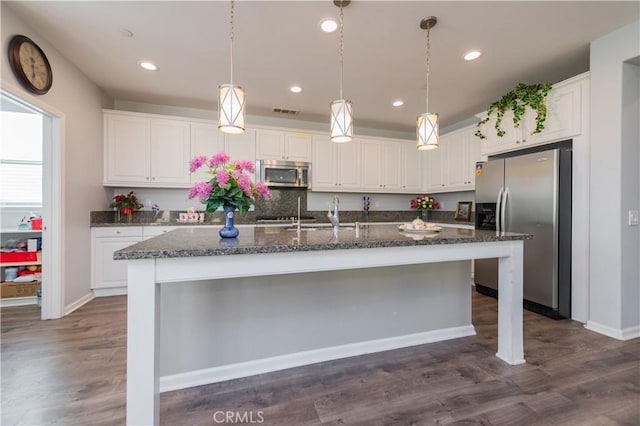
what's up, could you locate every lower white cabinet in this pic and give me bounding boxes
[91,227,143,295]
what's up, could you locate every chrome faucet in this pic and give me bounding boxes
[327,195,340,227]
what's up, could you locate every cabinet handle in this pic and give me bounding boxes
[146,177,150,180]
[152,177,156,180]
[116,231,121,234]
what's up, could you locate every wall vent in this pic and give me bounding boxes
[272,107,299,115]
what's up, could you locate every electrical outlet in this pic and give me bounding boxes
[629,210,639,226]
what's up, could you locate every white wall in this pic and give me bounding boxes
[1,5,113,309]
[587,20,640,339]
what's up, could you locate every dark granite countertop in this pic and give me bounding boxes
[114,224,530,260]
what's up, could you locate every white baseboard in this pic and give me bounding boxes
[64,292,94,315]
[159,324,476,393]
[93,287,127,297]
[1,296,37,307]
[585,321,640,341]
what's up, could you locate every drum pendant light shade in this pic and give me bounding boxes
[330,0,353,143]
[219,0,246,134]
[417,112,439,150]
[416,16,439,150]
[218,84,245,134]
[330,99,353,143]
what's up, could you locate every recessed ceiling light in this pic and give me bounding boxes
[290,85,303,94]
[464,50,482,61]
[139,61,158,71]
[392,100,404,107]
[320,18,338,33]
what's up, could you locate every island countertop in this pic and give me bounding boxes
[114,224,531,260]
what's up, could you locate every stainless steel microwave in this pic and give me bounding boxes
[255,160,311,188]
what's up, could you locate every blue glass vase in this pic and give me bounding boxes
[219,206,239,238]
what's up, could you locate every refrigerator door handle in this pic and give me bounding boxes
[496,187,504,232]
[501,187,509,232]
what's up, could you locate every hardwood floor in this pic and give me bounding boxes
[2,291,638,425]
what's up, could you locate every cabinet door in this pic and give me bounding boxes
[467,133,482,187]
[359,139,382,190]
[401,143,422,192]
[93,237,142,289]
[381,141,402,191]
[446,131,468,189]
[285,133,312,162]
[311,135,338,189]
[337,142,361,189]
[526,81,581,145]
[104,114,150,184]
[150,120,191,185]
[190,123,224,184]
[255,129,285,160]
[479,110,522,156]
[423,146,445,192]
[224,129,256,181]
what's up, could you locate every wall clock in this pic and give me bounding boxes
[8,35,53,95]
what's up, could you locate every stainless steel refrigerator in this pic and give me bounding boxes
[474,143,572,319]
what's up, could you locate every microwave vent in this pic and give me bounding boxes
[273,107,299,115]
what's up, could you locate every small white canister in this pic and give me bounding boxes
[4,267,18,281]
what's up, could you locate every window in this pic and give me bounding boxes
[0,111,43,207]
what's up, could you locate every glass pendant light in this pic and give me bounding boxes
[330,0,353,143]
[219,0,245,134]
[417,16,439,150]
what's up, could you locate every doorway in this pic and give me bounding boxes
[1,89,63,319]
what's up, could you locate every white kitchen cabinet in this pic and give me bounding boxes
[104,112,190,187]
[424,146,446,192]
[311,134,361,191]
[424,125,480,193]
[224,129,256,181]
[478,75,584,156]
[255,129,312,162]
[359,138,405,192]
[190,123,256,184]
[400,143,422,192]
[91,227,143,295]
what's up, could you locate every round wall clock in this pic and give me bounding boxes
[8,35,53,95]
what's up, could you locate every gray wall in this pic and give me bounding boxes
[621,61,640,330]
[589,20,640,334]
[1,5,113,308]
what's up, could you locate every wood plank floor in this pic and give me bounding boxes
[2,291,638,425]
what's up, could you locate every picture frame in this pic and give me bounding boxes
[454,201,473,221]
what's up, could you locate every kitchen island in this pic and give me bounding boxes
[115,224,530,425]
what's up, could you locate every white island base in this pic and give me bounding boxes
[125,239,525,425]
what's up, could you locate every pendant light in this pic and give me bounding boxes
[218,0,245,134]
[330,0,353,143]
[417,16,439,150]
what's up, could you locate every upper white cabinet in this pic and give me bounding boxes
[255,129,312,162]
[424,125,481,193]
[359,138,416,193]
[312,134,361,191]
[478,74,585,156]
[104,112,190,187]
[190,123,256,183]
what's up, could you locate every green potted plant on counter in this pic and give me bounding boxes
[188,152,271,238]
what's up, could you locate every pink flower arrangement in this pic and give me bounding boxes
[188,152,271,213]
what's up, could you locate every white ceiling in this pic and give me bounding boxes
[6,1,639,133]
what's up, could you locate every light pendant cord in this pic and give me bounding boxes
[425,23,430,113]
[339,4,344,100]
[230,0,234,85]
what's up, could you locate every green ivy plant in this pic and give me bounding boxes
[475,82,552,140]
